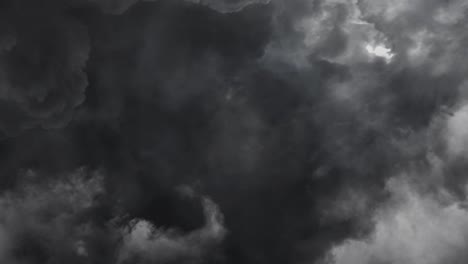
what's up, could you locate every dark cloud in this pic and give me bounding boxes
[0,0,90,136]
[1,0,468,264]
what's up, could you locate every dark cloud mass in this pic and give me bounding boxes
[1,0,468,263]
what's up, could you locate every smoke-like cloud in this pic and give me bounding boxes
[118,194,226,264]
[0,2,89,135]
[0,169,226,264]
[0,169,108,263]
[324,176,468,264]
[1,0,468,264]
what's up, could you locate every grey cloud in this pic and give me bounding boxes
[2,1,468,264]
[0,3,89,136]
[324,177,468,264]
[0,168,227,264]
[357,0,468,75]
[84,0,141,14]
[0,169,109,263]
[184,0,271,13]
[320,102,468,264]
[87,0,271,14]
[0,0,270,137]
[117,191,227,264]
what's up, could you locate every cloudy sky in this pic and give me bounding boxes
[0,0,468,263]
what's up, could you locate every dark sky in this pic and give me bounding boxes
[1,0,468,263]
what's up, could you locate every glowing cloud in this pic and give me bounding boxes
[365,43,395,62]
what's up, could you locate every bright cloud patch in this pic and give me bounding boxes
[365,43,395,61]
[324,177,468,264]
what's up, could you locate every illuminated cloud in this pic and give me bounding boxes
[365,43,395,61]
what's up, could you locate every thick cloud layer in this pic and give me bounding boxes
[117,195,226,264]
[1,0,468,263]
[326,177,468,264]
[0,169,225,264]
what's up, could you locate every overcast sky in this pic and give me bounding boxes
[0,0,468,263]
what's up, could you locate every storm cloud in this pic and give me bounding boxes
[1,0,468,263]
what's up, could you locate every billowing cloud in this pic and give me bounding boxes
[1,0,468,264]
[0,169,107,263]
[118,194,226,264]
[325,176,468,264]
[0,169,227,264]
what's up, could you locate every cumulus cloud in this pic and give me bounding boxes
[321,104,468,264]
[117,194,226,264]
[0,169,226,264]
[0,169,107,263]
[445,103,468,158]
[324,176,468,264]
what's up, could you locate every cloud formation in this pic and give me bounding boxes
[325,176,468,264]
[118,195,226,264]
[1,0,468,264]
